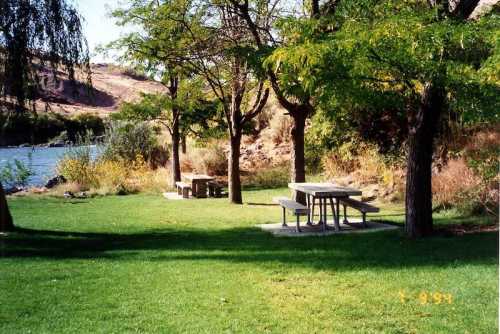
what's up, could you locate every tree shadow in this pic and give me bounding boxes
[1,225,497,273]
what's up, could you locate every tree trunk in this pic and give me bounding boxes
[311,0,320,18]
[228,131,243,204]
[0,182,15,232]
[181,135,187,154]
[171,116,181,186]
[291,112,307,204]
[405,83,444,238]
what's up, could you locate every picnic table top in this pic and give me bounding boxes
[288,182,362,197]
[183,173,215,181]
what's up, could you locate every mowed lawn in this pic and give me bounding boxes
[1,188,498,333]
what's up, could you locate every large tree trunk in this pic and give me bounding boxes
[291,112,307,204]
[405,83,444,238]
[0,182,15,232]
[228,131,243,204]
[171,115,181,186]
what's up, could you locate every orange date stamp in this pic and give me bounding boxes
[399,290,453,305]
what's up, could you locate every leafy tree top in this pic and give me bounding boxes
[267,0,499,124]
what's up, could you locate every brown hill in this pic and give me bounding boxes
[34,64,166,117]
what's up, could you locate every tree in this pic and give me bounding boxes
[110,0,269,203]
[0,0,89,232]
[108,0,197,185]
[150,1,270,203]
[228,0,342,203]
[280,0,499,237]
[115,78,225,163]
[212,4,270,204]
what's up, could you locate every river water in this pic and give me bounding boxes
[0,146,99,187]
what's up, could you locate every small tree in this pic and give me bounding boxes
[114,78,207,185]
[0,0,89,231]
[108,0,199,185]
[145,0,270,203]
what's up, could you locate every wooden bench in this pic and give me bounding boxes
[339,198,379,227]
[207,181,223,198]
[273,197,310,232]
[175,181,191,199]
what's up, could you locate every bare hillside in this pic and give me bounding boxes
[34,64,166,117]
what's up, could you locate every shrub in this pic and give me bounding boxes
[0,157,35,188]
[432,159,483,211]
[322,140,387,183]
[56,141,96,189]
[463,128,499,183]
[103,121,161,163]
[190,141,228,176]
[56,152,169,195]
[245,164,290,189]
[322,139,361,177]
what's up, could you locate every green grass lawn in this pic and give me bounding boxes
[1,188,498,333]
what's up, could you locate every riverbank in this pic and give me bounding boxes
[0,111,105,147]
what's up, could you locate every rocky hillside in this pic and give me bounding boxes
[34,64,167,117]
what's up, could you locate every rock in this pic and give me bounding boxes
[77,192,88,198]
[45,175,67,189]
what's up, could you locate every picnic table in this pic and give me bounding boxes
[289,183,362,232]
[183,174,215,198]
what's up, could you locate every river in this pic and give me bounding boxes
[0,146,99,187]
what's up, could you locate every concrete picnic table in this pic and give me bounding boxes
[289,183,362,232]
[183,174,215,198]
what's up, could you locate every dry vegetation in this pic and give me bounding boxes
[54,154,172,196]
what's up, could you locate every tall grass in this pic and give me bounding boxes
[55,123,171,195]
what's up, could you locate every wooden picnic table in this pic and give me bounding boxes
[183,174,215,198]
[289,183,362,232]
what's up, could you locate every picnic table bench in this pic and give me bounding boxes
[175,181,191,199]
[287,182,380,232]
[207,181,223,198]
[273,197,310,233]
[339,198,379,227]
[183,174,214,198]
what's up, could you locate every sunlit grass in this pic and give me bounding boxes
[1,188,498,333]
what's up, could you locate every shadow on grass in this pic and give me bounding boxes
[1,224,497,272]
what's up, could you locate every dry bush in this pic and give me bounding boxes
[125,167,172,194]
[56,157,96,189]
[322,141,405,201]
[180,156,194,173]
[322,141,384,181]
[432,158,482,210]
[353,147,387,184]
[463,127,499,183]
[55,153,172,195]
[245,163,290,189]
[94,160,129,190]
[189,141,228,176]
